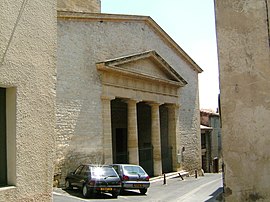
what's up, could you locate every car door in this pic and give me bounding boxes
[77,165,90,188]
[112,165,122,178]
[72,165,84,187]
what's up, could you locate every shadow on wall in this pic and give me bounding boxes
[54,151,104,188]
[54,96,103,187]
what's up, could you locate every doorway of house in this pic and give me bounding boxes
[111,99,128,164]
[115,128,128,163]
[160,105,173,173]
[137,102,154,176]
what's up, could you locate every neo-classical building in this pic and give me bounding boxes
[55,0,203,186]
[215,0,270,201]
[0,1,56,201]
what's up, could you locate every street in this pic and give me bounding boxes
[53,173,223,202]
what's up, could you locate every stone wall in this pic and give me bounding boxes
[57,0,101,13]
[215,0,270,201]
[0,0,56,201]
[56,13,201,184]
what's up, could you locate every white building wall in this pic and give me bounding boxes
[215,0,270,201]
[0,1,56,201]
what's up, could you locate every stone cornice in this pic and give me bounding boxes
[57,11,203,73]
[97,62,182,88]
[96,50,187,86]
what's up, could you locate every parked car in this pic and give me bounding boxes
[111,164,150,194]
[65,164,122,198]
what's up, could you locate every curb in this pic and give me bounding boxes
[150,171,189,182]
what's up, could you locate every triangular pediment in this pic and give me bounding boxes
[59,12,203,73]
[96,50,187,86]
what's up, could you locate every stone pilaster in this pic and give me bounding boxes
[127,99,139,165]
[167,104,180,171]
[150,103,162,176]
[101,96,114,164]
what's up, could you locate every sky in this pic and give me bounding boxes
[101,0,219,111]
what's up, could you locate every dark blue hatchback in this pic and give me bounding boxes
[65,164,122,198]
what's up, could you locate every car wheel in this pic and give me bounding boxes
[111,191,119,198]
[65,180,72,190]
[139,188,147,195]
[82,184,90,198]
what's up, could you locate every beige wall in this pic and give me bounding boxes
[215,0,270,201]
[0,0,56,201]
[57,0,101,13]
[56,12,201,183]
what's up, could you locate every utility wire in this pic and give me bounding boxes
[0,0,29,66]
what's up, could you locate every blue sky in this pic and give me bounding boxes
[101,0,219,110]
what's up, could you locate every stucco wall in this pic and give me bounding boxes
[215,0,270,201]
[57,0,101,13]
[56,13,201,181]
[0,0,56,201]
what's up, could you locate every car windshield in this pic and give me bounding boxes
[123,166,146,175]
[91,166,118,178]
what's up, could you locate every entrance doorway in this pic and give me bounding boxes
[160,105,173,173]
[115,128,128,163]
[137,102,153,176]
[0,88,7,186]
[111,99,128,164]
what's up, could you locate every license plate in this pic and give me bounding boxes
[100,187,112,191]
[133,184,143,188]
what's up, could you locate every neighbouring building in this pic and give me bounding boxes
[200,109,221,173]
[215,0,270,201]
[55,0,203,186]
[0,1,56,201]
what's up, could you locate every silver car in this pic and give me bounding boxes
[111,164,150,194]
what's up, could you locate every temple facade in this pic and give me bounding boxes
[55,0,203,186]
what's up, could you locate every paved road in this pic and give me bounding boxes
[53,173,223,202]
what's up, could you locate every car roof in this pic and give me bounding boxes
[111,164,142,167]
[80,164,112,167]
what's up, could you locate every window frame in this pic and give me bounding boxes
[0,87,16,188]
[0,88,7,187]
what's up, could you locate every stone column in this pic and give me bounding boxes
[167,104,180,171]
[101,96,114,164]
[150,103,162,176]
[127,99,139,165]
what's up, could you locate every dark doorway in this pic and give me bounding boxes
[201,132,211,172]
[160,105,172,173]
[111,99,128,164]
[137,103,153,176]
[201,133,207,172]
[115,128,128,163]
[213,158,219,173]
[0,88,7,187]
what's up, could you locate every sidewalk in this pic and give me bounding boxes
[150,170,189,182]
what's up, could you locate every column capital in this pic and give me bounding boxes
[101,95,115,101]
[148,102,164,107]
[123,98,141,104]
[166,103,180,110]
